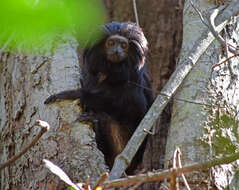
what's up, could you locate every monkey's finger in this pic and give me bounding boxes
[44,95,57,104]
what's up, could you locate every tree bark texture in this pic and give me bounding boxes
[104,1,184,189]
[0,37,107,190]
[165,0,239,189]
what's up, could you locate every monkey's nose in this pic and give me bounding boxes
[116,46,123,54]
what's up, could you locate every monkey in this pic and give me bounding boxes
[44,22,153,173]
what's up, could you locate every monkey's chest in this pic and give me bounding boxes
[105,87,147,124]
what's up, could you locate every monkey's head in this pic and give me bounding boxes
[102,22,148,69]
[83,22,148,72]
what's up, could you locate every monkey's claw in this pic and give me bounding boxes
[44,95,57,104]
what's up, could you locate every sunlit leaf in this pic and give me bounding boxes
[0,0,105,53]
[43,159,81,190]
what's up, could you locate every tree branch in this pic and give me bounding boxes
[190,0,239,54]
[103,152,239,189]
[108,0,239,181]
[0,120,50,170]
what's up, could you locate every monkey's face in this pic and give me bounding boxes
[105,35,129,63]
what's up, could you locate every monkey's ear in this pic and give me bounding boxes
[128,41,146,70]
[130,40,146,57]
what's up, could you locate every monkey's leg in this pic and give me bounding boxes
[44,89,82,104]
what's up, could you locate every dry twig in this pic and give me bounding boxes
[93,172,109,190]
[190,0,239,54]
[175,148,191,190]
[0,120,50,170]
[212,53,239,69]
[102,152,239,189]
[132,0,139,26]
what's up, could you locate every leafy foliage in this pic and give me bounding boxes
[0,0,105,53]
[201,110,239,156]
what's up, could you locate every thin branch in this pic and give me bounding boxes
[161,183,170,190]
[93,172,109,190]
[224,28,234,74]
[0,120,50,170]
[102,152,239,189]
[171,148,179,190]
[189,0,209,28]
[132,0,139,26]
[223,28,239,89]
[176,148,191,190]
[212,53,239,69]
[108,1,239,181]
[190,0,239,54]
[129,81,212,107]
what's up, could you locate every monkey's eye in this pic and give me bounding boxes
[107,39,115,46]
[121,42,128,49]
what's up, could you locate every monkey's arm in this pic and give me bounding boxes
[44,89,82,104]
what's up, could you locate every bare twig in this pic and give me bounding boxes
[0,120,50,170]
[102,152,239,189]
[223,28,239,89]
[161,183,170,190]
[143,128,155,135]
[129,181,143,190]
[190,0,239,54]
[129,80,212,107]
[108,1,239,181]
[189,0,209,27]
[224,28,234,73]
[173,148,178,169]
[171,148,179,190]
[176,148,191,190]
[84,176,91,190]
[93,172,109,190]
[132,0,139,26]
[212,53,239,69]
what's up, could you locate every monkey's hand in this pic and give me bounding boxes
[44,89,83,105]
[44,94,58,104]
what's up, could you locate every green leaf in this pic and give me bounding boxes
[0,0,105,53]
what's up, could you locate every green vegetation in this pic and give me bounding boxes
[201,111,239,156]
[0,0,105,53]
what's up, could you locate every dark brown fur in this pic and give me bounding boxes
[44,22,153,173]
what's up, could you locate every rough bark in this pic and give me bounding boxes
[0,37,107,190]
[165,0,239,189]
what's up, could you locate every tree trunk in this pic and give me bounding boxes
[165,0,239,189]
[0,37,107,190]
